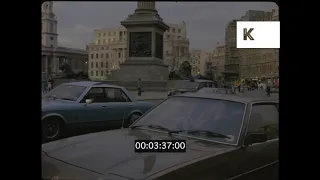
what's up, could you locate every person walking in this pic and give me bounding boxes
[48,75,55,91]
[137,78,143,96]
[266,84,271,97]
[42,76,48,94]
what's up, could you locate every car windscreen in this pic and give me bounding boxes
[133,97,246,145]
[178,82,199,89]
[197,88,218,93]
[44,84,86,101]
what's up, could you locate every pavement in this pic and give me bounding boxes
[130,89,278,101]
[42,89,278,102]
[128,91,168,101]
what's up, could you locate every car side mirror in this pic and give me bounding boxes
[85,99,93,104]
[244,132,267,146]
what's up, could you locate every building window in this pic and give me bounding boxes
[103,33,106,36]
[114,32,116,36]
[96,71,98,76]
[108,32,111,36]
[118,52,121,58]
[96,62,98,68]
[91,54,94,59]
[101,71,104,76]
[96,54,99,58]
[90,71,93,76]
[101,47,104,50]
[106,62,109,68]
[91,62,93,68]
[178,29,181,33]
[50,37,54,41]
[172,28,175,33]
[98,33,101,37]
[103,39,106,44]
[101,62,104,68]
[101,53,104,58]
[98,40,101,44]
[49,23,54,33]
[106,53,109,58]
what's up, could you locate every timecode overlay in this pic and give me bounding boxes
[134,140,187,153]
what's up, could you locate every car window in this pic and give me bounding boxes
[82,87,107,103]
[247,104,279,141]
[105,88,129,102]
[45,84,86,101]
[207,82,212,87]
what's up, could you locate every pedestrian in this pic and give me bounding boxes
[137,78,143,96]
[42,76,48,94]
[266,84,271,97]
[238,83,241,93]
[48,75,55,91]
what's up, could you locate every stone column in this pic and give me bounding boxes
[137,1,155,9]
[123,48,125,62]
[43,56,48,73]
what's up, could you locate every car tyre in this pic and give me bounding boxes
[126,113,142,127]
[42,117,65,142]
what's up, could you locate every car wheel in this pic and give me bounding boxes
[126,113,142,127]
[42,117,65,142]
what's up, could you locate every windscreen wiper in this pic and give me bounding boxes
[45,95,56,100]
[131,124,179,135]
[59,97,74,101]
[171,130,230,139]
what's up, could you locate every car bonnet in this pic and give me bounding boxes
[42,128,236,180]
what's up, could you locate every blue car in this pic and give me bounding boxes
[42,81,155,142]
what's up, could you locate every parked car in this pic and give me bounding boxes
[42,93,278,180]
[167,79,217,96]
[197,87,236,95]
[42,81,155,142]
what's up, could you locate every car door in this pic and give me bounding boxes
[235,103,279,180]
[77,87,112,125]
[104,87,132,127]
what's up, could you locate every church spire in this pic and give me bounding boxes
[41,1,58,48]
[42,1,54,13]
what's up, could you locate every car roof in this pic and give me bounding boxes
[64,81,122,88]
[200,87,230,90]
[179,79,214,83]
[174,93,278,104]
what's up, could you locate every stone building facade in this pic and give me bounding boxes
[190,50,212,76]
[212,45,226,76]
[238,9,279,80]
[164,22,190,71]
[88,22,190,80]
[41,1,88,76]
[224,9,279,81]
[224,20,240,79]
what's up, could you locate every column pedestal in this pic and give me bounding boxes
[106,1,169,81]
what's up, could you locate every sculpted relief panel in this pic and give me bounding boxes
[129,32,152,57]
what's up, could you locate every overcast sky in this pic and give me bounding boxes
[53,1,277,51]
